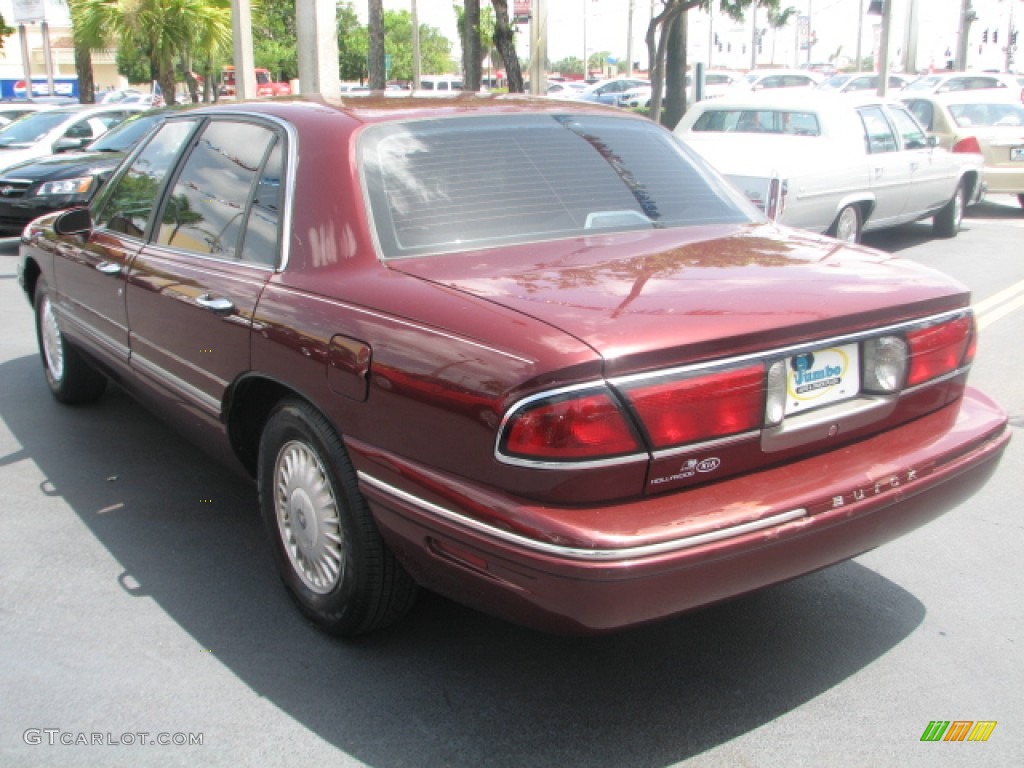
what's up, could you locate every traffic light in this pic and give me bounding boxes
[983,29,989,43]
[993,30,998,43]
[1013,31,1019,46]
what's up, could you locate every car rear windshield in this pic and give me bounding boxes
[947,102,1024,127]
[360,114,751,258]
[0,110,72,145]
[691,109,821,136]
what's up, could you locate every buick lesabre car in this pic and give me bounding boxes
[18,96,1009,635]
[675,93,985,243]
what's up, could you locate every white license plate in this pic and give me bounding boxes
[1011,147,1024,162]
[784,342,860,416]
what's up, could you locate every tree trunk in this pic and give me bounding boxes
[368,0,386,89]
[662,10,687,129]
[159,54,177,106]
[74,41,95,104]
[491,1,524,93]
[463,0,481,91]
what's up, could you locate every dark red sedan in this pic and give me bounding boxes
[18,95,1010,635]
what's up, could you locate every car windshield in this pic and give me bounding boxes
[361,114,752,258]
[691,109,821,136]
[0,110,72,146]
[904,76,942,91]
[947,102,1024,127]
[87,113,165,152]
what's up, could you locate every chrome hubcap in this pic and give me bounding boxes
[836,208,858,243]
[274,440,344,594]
[40,296,64,383]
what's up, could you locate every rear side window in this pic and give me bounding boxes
[888,106,929,149]
[93,119,199,238]
[361,114,751,258]
[691,109,820,136]
[155,120,279,262]
[858,106,898,153]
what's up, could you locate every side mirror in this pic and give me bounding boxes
[54,207,94,236]
[53,137,88,153]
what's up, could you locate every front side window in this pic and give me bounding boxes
[93,119,199,238]
[904,99,935,131]
[155,120,278,260]
[361,114,751,259]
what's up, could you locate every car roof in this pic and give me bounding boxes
[178,93,633,127]
[906,88,1024,105]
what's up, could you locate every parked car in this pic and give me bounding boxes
[576,77,649,106]
[729,69,823,93]
[817,72,914,94]
[902,71,1023,101]
[18,96,1009,636]
[0,104,147,175]
[545,80,587,99]
[0,110,174,236]
[903,91,1024,209]
[675,92,985,243]
[621,71,746,108]
[0,102,56,127]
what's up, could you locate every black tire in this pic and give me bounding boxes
[827,204,862,243]
[257,398,417,635]
[933,180,965,238]
[33,281,107,405]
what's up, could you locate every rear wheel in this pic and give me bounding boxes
[258,398,417,635]
[828,204,862,244]
[34,282,107,404]
[933,180,965,238]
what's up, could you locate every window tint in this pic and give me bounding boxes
[888,106,929,149]
[858,106,898,153]
[94,120,198,238]
[155,120,277,260]
[240,139,284,266]
[361,114,751,258]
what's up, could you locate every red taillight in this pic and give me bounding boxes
[503,391,640,460]
[620,364,765,449]
[905,316,973,387]
[952,136,982,154]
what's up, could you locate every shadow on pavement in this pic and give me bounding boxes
[0,351,927,767]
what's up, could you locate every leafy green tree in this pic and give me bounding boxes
[254,0,298,81]
[647,1,782,127]
[382,11,453,80]
[73,0,232,105]
[338,2,369,82]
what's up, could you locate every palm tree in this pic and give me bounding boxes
[766,5,798,65]
[72,0,231,105]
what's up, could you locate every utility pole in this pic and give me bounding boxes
[530,0,547,95]
[750,2,758,70]
[627,0,634,76]
[412,0,421,89]
[955,0,976,71]
[232,0,257,98]
[877,0,893,96]
[856,0,864,71]
[903,0,920,74]
[1006,1,1017,73]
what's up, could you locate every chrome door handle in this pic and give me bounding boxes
[95,262,122,275]
[196,294,234,313]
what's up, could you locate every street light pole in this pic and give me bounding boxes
[955,0,976,71]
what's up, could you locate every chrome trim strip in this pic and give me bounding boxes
[131,354,221,414]
[607,308,972,388]
[651,429,761,461]
[901,365,971,396]
[359,471,807,562]
[494,308,972,468]
[55,306,130,361]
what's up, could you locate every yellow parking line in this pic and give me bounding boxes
[974,279,1024,330]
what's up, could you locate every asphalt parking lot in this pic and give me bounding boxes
[1,197,1022,767]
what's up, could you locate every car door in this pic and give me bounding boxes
[49,119,199,374]
[886,103,954,215]
[125,118,284,418]
[856,105,912,226]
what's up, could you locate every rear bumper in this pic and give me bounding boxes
[354,389,1009,634]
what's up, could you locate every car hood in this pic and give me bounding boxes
[0,151,125,182]
[387,223,970,375]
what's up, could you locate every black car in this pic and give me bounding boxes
[0,110,170,235]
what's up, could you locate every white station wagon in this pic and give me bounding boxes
[675,93,985,242]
